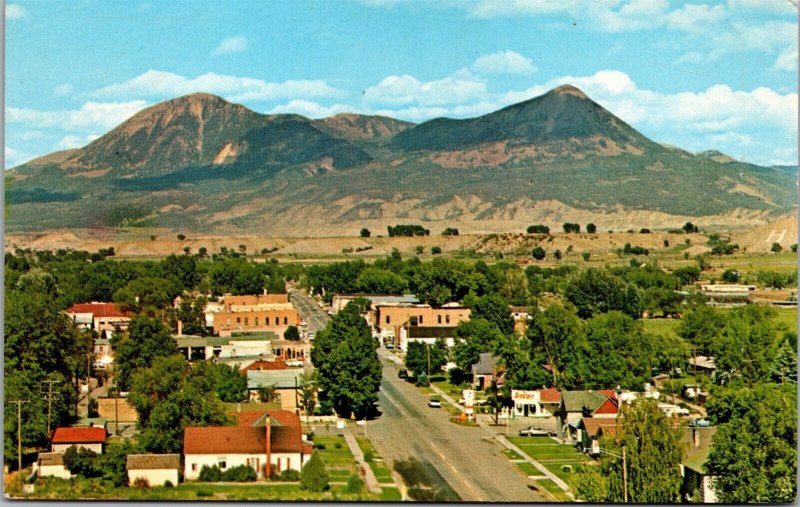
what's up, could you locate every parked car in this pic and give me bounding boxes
[689,418,711,427]
[428,396,442,408]
[385,342,395,349]
[518,427,554,437]
[398,368,409,379]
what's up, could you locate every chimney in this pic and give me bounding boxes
[692,428,699,448]
[177,319,183,336]
[265,414,272,478]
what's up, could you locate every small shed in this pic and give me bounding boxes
[126,454,181,487]
[37,452,72,479]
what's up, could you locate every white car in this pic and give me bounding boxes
[428,397,442,408]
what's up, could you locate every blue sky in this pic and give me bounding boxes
[5,0,798,168]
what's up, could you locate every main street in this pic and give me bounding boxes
[289,288,547,502]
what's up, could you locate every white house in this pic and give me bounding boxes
[50,427,107,454]
[511,388,561,418]
[126,454,181,487]
[183,410,312,481]
[36,452,72,479]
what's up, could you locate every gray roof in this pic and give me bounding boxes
[126,454,181,471]
[408,326,458,338]
[38,452,64,467]
[247,369,304,389]
[339,294,421,304]
[471,353,497,376]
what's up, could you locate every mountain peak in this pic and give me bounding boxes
[551,84,588,99]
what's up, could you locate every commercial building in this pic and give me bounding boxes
[206,294,300,337]
[374,303,470,348]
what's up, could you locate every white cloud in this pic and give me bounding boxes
[55,135,85,150]
[21,131,45,141]
[665,3,727,33]
[472,50,536,75]
[727,0,798,15]
[362,74,488,106]
[91,69,344,102]
[5,147,34,168]
[673,51,705,64]
[212,35,248,55]
[53,83,73,97]
[7,100,150,130]
[774,44,798,71]
[268,100,355,118]
[6,3,26,20]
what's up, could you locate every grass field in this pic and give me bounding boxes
[355,437,395,484]
[11,477,390,501]
[508,436,592,487]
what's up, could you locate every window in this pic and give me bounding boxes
[226,319,230,326]
[437,315,442,324]
[265,317,270,326]
[244,317,249,325]
[386,315,391,324]
[192,463,198,471]
[445,315,450,324]
[284,317,288,325]
[255,317,259,326]
[236,317,241,324]
[218,460,227,469]
[419,315,423,324]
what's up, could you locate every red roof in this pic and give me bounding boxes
[593,397,619,416]
[540,388,561,403]
[51,427,107,444]
[66,303,131,318]
[599,389,617,399]
[241,358,287,373]
[185,410,304,455]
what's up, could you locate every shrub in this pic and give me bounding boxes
[561,464,573,473]
[553,249,562,260]
[431,246,442,255]
[198,464,222,482]
[150,234,156,241]
[284,325,300,341]
[563,223,580,233]
[360,228,371,238]
[415,245,424,254]
[527,224,550,234]
[334,442,343,449]
[531,246,546,260]
[582,252,590,261]
[222,464,257,482]
[300,451,329,492]
[792,244,798,253]
[132,477,150,488]
[722,269,740,283]
[363,450,375,462]
[448,367,465,385]
[771,242,783,253]
[196,490,213,497]
[274,469,300,482]
[586,223,597,234]
[163,480,174,488]
[345,474,365,493]
[442,227,460,236]
[177,233,186,240]
[639,228,651,234]
[314,442,326,450]
[415,372,429,386]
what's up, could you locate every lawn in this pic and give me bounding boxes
[508,436,592,488]
[313,435,359,482]
[13,477,389,501]
[356,437,395,484]
[642,318,680,338]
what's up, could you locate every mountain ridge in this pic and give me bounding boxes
[6,86,796,234]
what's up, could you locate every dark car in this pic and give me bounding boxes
[398,368,409,379]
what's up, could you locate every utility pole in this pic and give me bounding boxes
[41,379,60,435]
[86,353,93,418]
[622,445,628,503]
[693,347,699,407]
[9,400,28,472]
[426,344,430,379]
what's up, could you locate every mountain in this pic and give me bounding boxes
[6,87,796,235]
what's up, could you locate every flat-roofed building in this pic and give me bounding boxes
[374,303,470,348]
[208,294,300,337]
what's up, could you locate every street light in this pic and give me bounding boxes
[597,446,628,503]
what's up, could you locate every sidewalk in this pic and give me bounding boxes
[340,425,382,494]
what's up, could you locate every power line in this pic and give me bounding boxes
[41,379,61,435]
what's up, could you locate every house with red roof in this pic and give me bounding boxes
[183,410,312,481]
[558,390,620,443]
[51,426,107,454]
[66,302,133,338]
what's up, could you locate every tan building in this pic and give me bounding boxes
[374,303,471,347]
[210,294,300,337]
[127,454,181,487]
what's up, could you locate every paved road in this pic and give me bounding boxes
[288,288,329,335]
[370,356,547,502]
[289,289,545,502]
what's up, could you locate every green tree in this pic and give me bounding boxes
[531,246,546,260]
[211,362,248,402]
[405,341,447,378]
[63,445,102,478]
[526,303,585,388]
[721,268,740,283]
[771,242,783,253]
[608,400,684,502]
[706,383,796,502]
[284,325,300,341]
[581,312,656,389]
[299,372,319,421]
[176,295,208,336]
[300,451,329,492]
[586,223,597,234]
[360,228,371,238]
[355,267,408,294]
[471,293,515,335]
[526,224,550,234]
[452,318,504,372]
[564,268,642,319]
[111,316,178,390]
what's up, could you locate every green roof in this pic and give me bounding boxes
[561,391,608,413]
[681,426,717,474]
